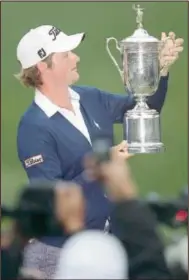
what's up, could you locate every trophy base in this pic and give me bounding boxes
[124,106,165,154]
[127,143,165,154]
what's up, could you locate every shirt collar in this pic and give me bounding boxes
[34,87,80,118]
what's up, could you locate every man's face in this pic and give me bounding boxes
[50,51,80,85]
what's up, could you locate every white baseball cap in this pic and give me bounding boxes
[54,230,128,279]
[17,25,85,69]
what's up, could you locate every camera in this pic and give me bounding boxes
[92,137,112,163]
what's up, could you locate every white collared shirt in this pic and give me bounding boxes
[34,88,92,145]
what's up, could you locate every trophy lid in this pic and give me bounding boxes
[122,4,159,43]
[123,28,159,43]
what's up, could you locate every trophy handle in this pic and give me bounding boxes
[106,37,124,80]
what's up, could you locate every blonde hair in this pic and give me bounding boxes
[15,53,54,88]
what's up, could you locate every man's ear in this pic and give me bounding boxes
[36,61,49,73]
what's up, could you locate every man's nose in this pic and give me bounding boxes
[71,52,80,63]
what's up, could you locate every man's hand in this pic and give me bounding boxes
[84,140,133,182]
[84,149,137,202]
[111,140,133,160]
[160,32,184,76]
[99,155,137,202]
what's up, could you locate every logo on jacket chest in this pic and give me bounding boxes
[93,120,101,129]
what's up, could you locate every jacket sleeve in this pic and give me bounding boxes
[17,122,95,186]
[17,123,62,181]
[98,75,169,123]
[111,200,171,279]
[17,122,93,188]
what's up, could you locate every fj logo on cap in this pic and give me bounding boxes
[37,48,47,59]
[24,154,44,168]
[48,26,61,41]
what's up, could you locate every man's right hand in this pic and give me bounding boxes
[111,140,133,160]
[99,154,137,202]
[84,146,137,202]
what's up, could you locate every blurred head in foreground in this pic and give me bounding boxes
[54,230,128,279]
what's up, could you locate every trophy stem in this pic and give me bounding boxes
[134,96,149,111]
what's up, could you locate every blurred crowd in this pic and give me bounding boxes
[1,150,188,280]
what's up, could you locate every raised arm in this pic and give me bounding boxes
[98,75,169,123]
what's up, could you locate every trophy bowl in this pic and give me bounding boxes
[121,40,161,98]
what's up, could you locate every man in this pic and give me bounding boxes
[16,25,183,277]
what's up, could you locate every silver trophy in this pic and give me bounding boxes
[106,4,165,154]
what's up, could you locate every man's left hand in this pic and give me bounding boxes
[160,32,184,76]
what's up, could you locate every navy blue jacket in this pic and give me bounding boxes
[17,76,168,246]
